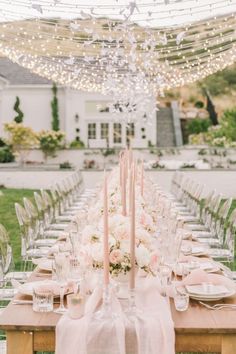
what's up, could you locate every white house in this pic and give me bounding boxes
[0,58,162,148]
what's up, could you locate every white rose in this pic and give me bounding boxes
[136,228,150,244]
[82,225,102,244]
[109,235,116,248]
[119,240,130,253]
[136,244,151,268]
[90,243,103,263]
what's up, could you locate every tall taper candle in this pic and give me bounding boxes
[129,166,132,215]
[141,160,144,197]
[119,151,123,188]
[103,172,109,286]
[122,158,127,216]
[130,165,135,290]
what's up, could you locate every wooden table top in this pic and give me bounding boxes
[1,271,236,334]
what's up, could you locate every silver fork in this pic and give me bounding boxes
[199,301,236,310]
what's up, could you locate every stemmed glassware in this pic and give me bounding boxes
[69,255,84,294]
[54,253,70,314]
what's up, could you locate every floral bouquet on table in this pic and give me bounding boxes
[81,212,159,278]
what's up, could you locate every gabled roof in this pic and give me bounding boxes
[0,57,52,85]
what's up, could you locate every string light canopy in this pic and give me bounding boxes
[0,0,236,122]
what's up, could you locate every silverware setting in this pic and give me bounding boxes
[12,299,60,305]
[199,301,236,310]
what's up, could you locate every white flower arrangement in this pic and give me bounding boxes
[80,169,159,277]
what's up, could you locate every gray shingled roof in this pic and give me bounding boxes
[0,57,51,85]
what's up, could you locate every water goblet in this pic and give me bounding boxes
[54,253,70,314]
[159,264,172,297]
[68,255,84,294]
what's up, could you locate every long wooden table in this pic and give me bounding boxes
[0,277,236,354]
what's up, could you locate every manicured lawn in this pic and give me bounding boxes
[0,188,37,269]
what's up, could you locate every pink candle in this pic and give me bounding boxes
[119,151,123,187]
[130,166,135,290]
[129,166,132,215]
[122,161,127,216]
[141,160,144,197]
[103,172,109,286]
[128,146,133,168]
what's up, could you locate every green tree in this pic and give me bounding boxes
[51,83,59,131]
[220,109,236,141]
[199,64,236,96]
[13,96,24,123]
[4,122,38,164]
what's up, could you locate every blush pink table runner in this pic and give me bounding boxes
[56,277,175,354]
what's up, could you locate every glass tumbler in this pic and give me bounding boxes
[174,292,189,312]
[33,286,53,313]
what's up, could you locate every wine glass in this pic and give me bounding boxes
[68,256,84,294]
[159,264,172,297]
[54,253,70,314]
[69,220,81,255]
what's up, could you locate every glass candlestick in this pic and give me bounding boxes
[125,288,142,319]
[93,285,117,321]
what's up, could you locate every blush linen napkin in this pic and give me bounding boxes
[164,268,236,298]
[56,277,175,354]
[181,268,236,290]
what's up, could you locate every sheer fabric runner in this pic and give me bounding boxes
[56,277,175,354]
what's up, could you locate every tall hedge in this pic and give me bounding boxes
[51,83,59,131]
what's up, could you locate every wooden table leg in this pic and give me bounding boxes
[222,335,236,354]
[7,331,33,354]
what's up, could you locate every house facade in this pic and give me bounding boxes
[0,58,159,148]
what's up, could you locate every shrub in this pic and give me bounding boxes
[14,96,24,123]
[69,139,85,149]
[220,109,236,141]
[59,161,72,169]
[101,148,115,157]
[38,130,65,161]
[194,100,204,109]
[5,122,38,149]
[187,118,211,137]
[0,137,6,147]
[0,147,15,163]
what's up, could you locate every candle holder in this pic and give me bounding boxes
[125,288,142,319]
[93,285,117,321]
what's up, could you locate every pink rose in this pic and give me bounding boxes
[150,253,158,265]
[109,249,123,264]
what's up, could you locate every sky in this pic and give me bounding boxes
[0,0,236,27]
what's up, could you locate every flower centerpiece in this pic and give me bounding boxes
[80,168,159,279]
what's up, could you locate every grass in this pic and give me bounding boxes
[0,188,37,269]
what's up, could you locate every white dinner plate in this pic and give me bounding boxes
[191,247,209,257]
[18,280,57,296]
[198,262,219,273]
[186,284,235,301]
[18,280,71,297]
[37,259,53,272]
[188,289,235,301]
